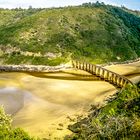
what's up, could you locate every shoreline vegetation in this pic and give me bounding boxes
[0,106,37,140]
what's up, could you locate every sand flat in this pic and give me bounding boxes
[0,61,139,139]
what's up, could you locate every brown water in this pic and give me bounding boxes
[0,61,139,139]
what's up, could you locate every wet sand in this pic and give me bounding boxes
[0,61,139,139]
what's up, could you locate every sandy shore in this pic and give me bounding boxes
[0,61,139,139]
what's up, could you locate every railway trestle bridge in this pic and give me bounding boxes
[72,61,133,87]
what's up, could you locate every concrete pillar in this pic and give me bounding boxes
[89,64,91,72]
[95,67,98,76]
[117,77,122,87]
[88,64,91,72]
[113,75,116,84]
[99,69,103,78]
[110,73,114,83]
[89,64,92,73]
[79,62,81,69]
[87,63,89,72]
[92,65,96,74]
[119,77,123,87]
[105,71,109,81]
[85,62,87,71]
[102,69,105,79]
[98,68,101,76]
[112,74,115,83]
[83,62,85,70]
[78,61,80,69]
[121,79,125,87]
[77,61,79,69]
[81,62,84,70]
[109,72,112,82]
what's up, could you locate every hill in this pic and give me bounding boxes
[0,3,140,65]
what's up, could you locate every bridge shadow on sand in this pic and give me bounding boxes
[27,71,102,81]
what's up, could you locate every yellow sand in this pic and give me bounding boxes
[0,61,139,139]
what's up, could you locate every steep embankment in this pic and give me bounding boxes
[0,4,140,65]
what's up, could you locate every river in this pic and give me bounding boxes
[0,61,139,139]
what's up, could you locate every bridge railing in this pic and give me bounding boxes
[72,60,133,87]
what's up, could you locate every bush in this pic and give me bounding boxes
[0,106,37,140]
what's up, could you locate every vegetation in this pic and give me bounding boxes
[0,106,37,140]
[0,2,140,65]
[66,84,140,140]
[0,2,140,139]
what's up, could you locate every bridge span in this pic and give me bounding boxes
[72,61,134,87]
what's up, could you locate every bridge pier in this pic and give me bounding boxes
[92,65,96,74]
[85,63,87,71]
[111,73,115,83]
[104,71,109,81]
[87,63,90,72]
[83,62,85,71]
[118,77,123,87]
[90,64,93,74]
[100,69,104,79]
[114,74,117,84]
[96,67,100,77]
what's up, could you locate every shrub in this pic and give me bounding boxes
[0,106,37,140]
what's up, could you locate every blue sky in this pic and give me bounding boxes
[0,0,139,10]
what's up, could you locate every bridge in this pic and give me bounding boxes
[72,60,133,87]
[0,61,134,87]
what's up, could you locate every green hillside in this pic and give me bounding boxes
[0,3,140,65]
